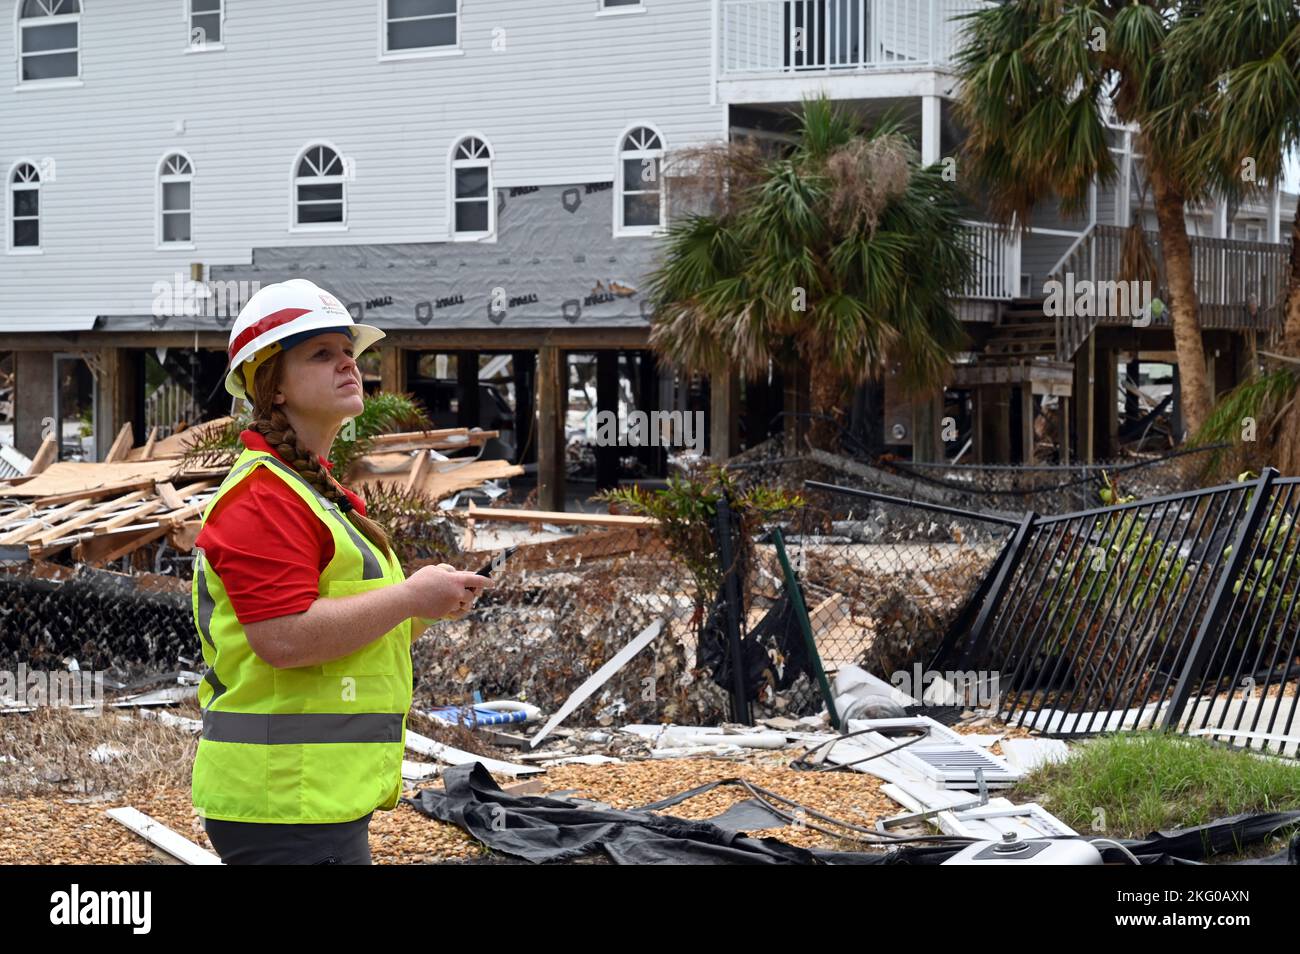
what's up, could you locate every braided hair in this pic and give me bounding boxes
[247,349,394,559]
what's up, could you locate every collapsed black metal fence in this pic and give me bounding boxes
[885,443,1228,514]
[763,470,1300,757]
[706,479,1017,720]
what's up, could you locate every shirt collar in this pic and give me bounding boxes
[239,428,334,471]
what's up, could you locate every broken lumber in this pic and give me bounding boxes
[404,730,542,778]
[529,618,665,749]
[105,806,222,865]
[460,501,657,528]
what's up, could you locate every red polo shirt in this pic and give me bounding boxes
[194,430,368,625]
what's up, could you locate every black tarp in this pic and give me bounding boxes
[405,763,902,864]
[407,764,1300,866]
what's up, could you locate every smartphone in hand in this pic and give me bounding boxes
[475,545,517,577]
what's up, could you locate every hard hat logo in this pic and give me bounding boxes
[223,279,385,401]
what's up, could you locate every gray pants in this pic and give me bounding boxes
[204,812,374,865]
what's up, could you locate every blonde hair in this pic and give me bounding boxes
[247,350,393,559]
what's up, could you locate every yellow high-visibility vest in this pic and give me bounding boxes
[190,447,412,824]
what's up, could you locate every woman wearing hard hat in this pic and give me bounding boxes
[190,278,492,864]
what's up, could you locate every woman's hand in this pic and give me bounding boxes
[402,563,493,623]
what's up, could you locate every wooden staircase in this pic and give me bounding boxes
[981,297,1056,358]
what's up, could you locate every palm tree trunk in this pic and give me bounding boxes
[782,359,810,454]
[1150,168,1212,438]
[1280,213,1300,356]
[1271,214,1300,475]
[809,371,846,451]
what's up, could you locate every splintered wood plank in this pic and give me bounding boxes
[104,807,222,865]
[29,490,152,545]
[86,480,214,536]
[126,417,232,461]
[405,449,431,490]
[156,481,184,511]
[104,423,134,463]
[141,426,159,460]
[0,496,98,545]
[27,435,56,475]
[458,501,656,527]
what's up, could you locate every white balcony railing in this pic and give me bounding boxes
[720,0,988,76]
[961,220,1021,302]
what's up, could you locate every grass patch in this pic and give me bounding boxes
[1012,732,1300,841]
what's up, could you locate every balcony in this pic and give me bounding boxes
[718,0,990,101]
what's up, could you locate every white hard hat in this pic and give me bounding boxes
[224,279,385,400]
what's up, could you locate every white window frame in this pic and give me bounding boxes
[15,0,83,90]
[614,124,666,238]
[290,142,349,233]
[157,152,195,250]
[377,0,464,62]
[596,0,646,16]
[185,0,225,53]
[7,160,43,254]
[448,134,496,243]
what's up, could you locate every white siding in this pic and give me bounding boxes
[0,0,724,327]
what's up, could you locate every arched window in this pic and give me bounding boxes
[616,126,664,235]
[9,163,41,250]
[159,153,194,245]
[294,144,346,228]
[451,136,493,239]
[18,0,81,83]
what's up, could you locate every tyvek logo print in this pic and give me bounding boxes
[562,300,581,323]
[561,188,581,213]
[487,296,506,325]
[415,302,433,325]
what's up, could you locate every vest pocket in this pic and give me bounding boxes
[321,578,401,676]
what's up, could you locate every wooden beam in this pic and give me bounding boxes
[462,501,656,527]
[31,478,160,508]
[424,525,655,573]
[1074,334,1096,463]
[1019,385,1035,465]
[27,434,56,475]
[406,449,430,490]
[709,367,739,462]
[104,422,135,463]
[156,481,184,511]
[537,345,565,513]
[379,346,406,394]
[141,426,159,460]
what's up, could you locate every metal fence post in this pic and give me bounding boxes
[956,510,1039,664]
[772,526,839,728]
[716,495,752,724]
[1161,467,1279,732]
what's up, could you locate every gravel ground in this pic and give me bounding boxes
[0,705,1039,864]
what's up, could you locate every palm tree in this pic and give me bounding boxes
[1157,0,1300,474]
[953,0,1216,437]
[647,96,972,454]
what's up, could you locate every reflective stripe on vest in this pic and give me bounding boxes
[202,710,404,745]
